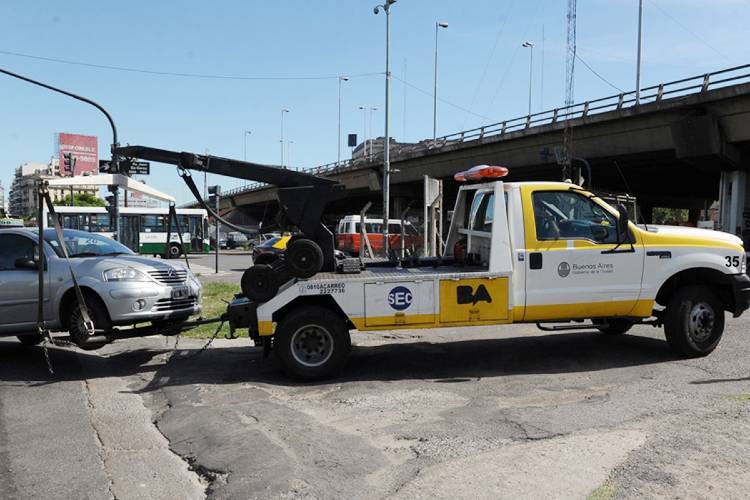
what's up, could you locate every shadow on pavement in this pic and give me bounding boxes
[0,330,677,391]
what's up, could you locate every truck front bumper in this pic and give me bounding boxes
[730,273,750,317]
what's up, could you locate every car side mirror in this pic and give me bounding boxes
[14,257,38,270]
[616,203,631,243]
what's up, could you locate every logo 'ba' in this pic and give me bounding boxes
[456,285,492,305]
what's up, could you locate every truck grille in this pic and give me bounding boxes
[148,268,187,284]
[152,297,196,312]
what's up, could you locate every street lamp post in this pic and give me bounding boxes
[522,41,534,117]
[287,140,294,169]
[433,21,448,140]
[368,107,378,159]
[374,0,396,256]
[280,108,289,167]
[243,130,252,161]
[358,106,368,157]
[636,0,644,104]
[338,76,349,165]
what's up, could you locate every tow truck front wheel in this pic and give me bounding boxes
[664,286,724,358]
[274,307,351,380]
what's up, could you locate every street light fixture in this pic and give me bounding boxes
[522,41,534,117]
[433,21,449,140]
[338,76,349,165]
[374,0,396,256]
[280,108,289,167]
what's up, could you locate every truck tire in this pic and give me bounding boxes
[253,253,278,266]
[68,295,110,351]
[274,306,351,380]
[241,264,279,302]
[593,318,633,335]
[664,285,724,358]
[285,238,324,279]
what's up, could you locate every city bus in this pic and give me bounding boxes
[43,206,210,257]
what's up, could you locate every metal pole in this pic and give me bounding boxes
[383,4,392,256]
[433,22,448,140]
[280,109,288,167]
[337,77,348,164]
[636,0,643,105]
[433,23,439,140]
[541,24,545,111]
[215,191,220,274]
[244,130,251,161]
[523,42,534,116]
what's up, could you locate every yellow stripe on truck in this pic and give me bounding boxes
[523,299,654,321]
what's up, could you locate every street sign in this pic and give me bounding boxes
[348,134,357,147]
[127,161,150,175]
[99,159,113,173]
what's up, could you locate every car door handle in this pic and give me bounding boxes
[529,252,543,270]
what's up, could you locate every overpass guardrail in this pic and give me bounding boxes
[221,63,750,200]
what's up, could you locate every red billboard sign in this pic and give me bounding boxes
[58,133,98,177]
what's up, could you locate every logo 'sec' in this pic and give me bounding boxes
[388,286,413,311]
[558,261,571,278]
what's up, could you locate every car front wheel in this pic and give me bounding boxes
[68,295,111,351]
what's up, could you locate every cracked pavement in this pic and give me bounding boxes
[2,317,750,499]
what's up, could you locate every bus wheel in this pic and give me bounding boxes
[168,243,182,259]
[241,264,279,302]
[274,306,350,380]
[285,238,324,279]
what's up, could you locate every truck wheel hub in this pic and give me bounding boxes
[291,325,333,367]
[688,302,715,342]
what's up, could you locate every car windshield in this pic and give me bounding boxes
[44,229,135,258]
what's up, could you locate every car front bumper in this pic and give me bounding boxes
[730,273,750,317]
[102,279,202,325]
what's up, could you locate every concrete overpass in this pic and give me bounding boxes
[213,64,750,241]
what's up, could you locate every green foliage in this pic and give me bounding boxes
[182,281,241,338]
[653,207,688,225]
[60,192,106,207]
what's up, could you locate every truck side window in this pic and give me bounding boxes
[532,191,617,243]
[471,193,495,232]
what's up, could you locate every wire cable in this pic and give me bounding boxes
[575,54,624,93]
[392,75,493,122]
[646,0,731,62]
[0,48,383,81]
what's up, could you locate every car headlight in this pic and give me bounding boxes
[103,267,150,282]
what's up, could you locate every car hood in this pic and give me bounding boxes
[68,255,189,276]
[638,224,744,249]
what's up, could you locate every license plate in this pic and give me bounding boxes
[171,286,189,300]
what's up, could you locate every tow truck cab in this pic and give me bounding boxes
[233,168,750,379]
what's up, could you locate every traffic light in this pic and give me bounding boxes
[62,153,76,174]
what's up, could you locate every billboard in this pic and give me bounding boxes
[58,133,98,177]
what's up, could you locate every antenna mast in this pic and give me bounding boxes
[562,0,577,182]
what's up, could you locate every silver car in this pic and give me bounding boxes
[0,228,202,347]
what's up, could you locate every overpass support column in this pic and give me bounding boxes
[719,170,749,247]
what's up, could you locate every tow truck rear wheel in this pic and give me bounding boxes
[664,285,724,358]
[274,306,351,380]
[285,238,324,279]
[593,318,633,335]
[241,264,279,302]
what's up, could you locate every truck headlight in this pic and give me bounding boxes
[103,267,150,282]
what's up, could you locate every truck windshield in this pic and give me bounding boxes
[44,229,135,258]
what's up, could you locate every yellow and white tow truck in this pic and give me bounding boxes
[227,165,750,379]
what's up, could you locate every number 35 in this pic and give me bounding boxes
[725,256,741,267]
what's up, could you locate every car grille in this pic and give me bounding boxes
[148,268,187,284]
[152,297,197,312]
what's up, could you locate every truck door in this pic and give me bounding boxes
[522,188,645,321]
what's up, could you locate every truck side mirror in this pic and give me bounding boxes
[616,203,631,243]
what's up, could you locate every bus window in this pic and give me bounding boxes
[141,215,165,233]
[90,214,110,232]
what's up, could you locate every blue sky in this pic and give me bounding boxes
[1,0,748,204]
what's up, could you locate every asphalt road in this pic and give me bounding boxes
[2,317,750,499]
[184,251,251,283]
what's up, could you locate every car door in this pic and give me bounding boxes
[0,233,48,332]
[522,187,646,321]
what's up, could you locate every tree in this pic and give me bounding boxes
[653,207,688,225]
[60,192,106,207]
